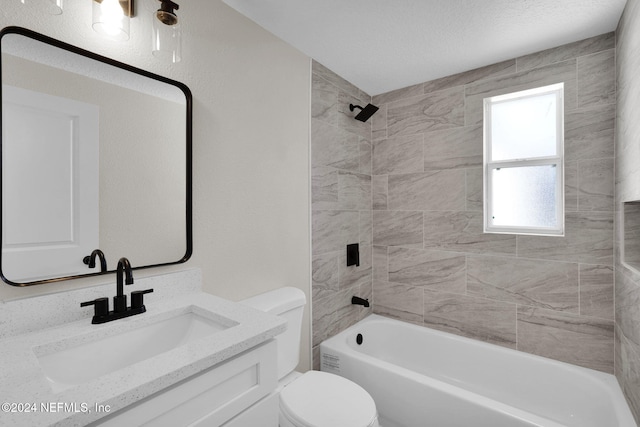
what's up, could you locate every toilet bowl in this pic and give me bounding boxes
[241,287,379,427]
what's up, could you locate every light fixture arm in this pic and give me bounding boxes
[157,0,179,25]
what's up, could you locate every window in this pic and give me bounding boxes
[483,83,564,236]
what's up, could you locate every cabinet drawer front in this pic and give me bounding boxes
[95,340,277,427]
[219,392,278,427]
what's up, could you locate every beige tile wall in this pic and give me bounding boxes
[371,32,616,374]
[311,61,373,369]
[311,32,617,375]
[616,0,640,422]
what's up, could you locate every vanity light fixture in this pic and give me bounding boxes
[19,0,63,15]
[48,0,63,14]
[92,0,134,41]
[152,0,181,63]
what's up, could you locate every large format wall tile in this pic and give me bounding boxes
[327,286,363,343]
[517,307,614,373]
[465,168,483,212]
[422,60,516,94]
[339,245,372,289]
[516,32,615,71]
[372,135,424,175]
[373,210,423,247]
[565,161,578,212]
[360,211,373,246]
[423,125,482,170]
[423,291,517,349]
[373,246,388,282]
[312,73,338,124]
[359,140,372,174]
[371,104,387,141]
[387,87,465,137]
[616,268,640,350]
[357,281,374,321]
[467,256,579,312]
[312,119,360,171]
[578,158,614,211]
[623,203,640,268]
[388,247,466,293]
[372,83,424,106]
[577,49,616,109]
[338,91,372,140]
[617,326,640,421]
[387,171,466,211]
[423,211,517,255]
[338,171,371,210]
[565,107,615,162]
[312,209,359,255]
[517,212,614,265]
[372,175,388,210]
[617,2,640,416]
[312,60,368,100]
[373,281,424,323]
[312,251,340,300]
[312,166,338,210]
[579,264,613,320]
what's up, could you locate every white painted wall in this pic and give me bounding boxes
[0,0,312,369]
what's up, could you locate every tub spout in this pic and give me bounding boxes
[352,296,370,307]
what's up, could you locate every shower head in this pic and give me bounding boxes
[349,103,379,122]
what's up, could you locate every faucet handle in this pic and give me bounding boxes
[131,289,154,310]
[80,297,110,319]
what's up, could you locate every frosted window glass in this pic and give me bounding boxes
[490,165,557,229]
[490,93,557,161]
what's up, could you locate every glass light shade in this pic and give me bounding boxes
[92,0,130,41]
[152,15,181,63]
[19,0,63,14]
[48,0,63,14]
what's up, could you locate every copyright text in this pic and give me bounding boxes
[2,402,111,414]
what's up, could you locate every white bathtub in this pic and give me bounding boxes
[320,314,636,427]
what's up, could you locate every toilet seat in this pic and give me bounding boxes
[280,371,378,427]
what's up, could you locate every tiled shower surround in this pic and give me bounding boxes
[311,61,374,367]
[616,0,640,421]
[370,32,616,375]
[311,32,617,374]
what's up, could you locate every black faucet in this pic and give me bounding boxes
[83,249,108,272]
[80,257,154,324]
[114,257,134,312]
[352,296,370,307]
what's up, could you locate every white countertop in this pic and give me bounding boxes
[0,291,286,426]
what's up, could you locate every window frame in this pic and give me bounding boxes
[483,83,565,236]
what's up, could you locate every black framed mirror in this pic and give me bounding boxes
[0,26,192,286]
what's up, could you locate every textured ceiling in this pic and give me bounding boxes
[223,0,627,95]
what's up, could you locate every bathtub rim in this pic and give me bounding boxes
[320,313,635,427]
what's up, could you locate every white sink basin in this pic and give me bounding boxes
[35,306,236,392]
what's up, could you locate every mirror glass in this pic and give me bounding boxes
[0,27,192,286]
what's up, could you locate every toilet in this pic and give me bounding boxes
[241,287,379,427]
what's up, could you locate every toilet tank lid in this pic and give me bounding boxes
[240,287,306,314]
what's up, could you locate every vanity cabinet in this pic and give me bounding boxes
[93,340,278,427]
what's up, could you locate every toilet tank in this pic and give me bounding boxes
[240,287,306,380]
